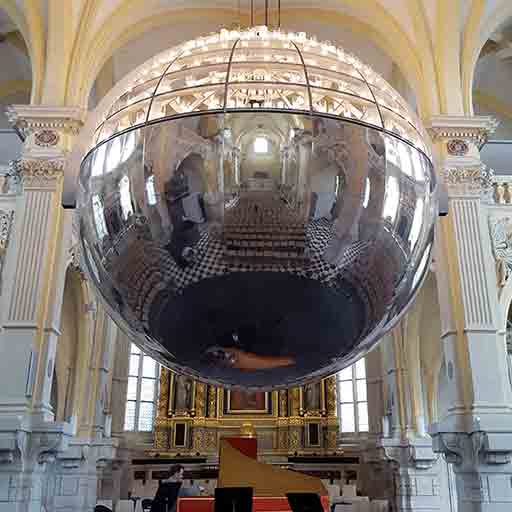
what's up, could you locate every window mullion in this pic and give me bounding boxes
[353,366,359,434]
[135,354,144,431]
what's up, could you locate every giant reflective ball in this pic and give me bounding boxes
[77,28,437,390]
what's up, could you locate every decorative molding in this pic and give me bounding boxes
[489,216,512,287]
[428,115,499,147]
[432,431,512,467]
[6,105,85,138]
[13,158,65,189]
[441,165,494,195]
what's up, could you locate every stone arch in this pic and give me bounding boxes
[461,0,512,115]
[0,2,44,103]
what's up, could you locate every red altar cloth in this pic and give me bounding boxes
[177,496,329,512]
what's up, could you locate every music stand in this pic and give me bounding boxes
[214,487,253,512]
[286,492,324,512]
[152,482,182,512]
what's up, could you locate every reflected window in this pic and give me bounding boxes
[383,175,400,223]
[92,194,108,239]
[408,197,424,250]
[385,138,400,168]
[146,175,157,206]
[363,177,370,208]
[121,131,136,163]
[106,138,122,173]
[124,343,160,432]
[412,242,431,290]
[119,176,134,220]
[398,144,413,178]
[92,144,106,177]
[337,359,368,434]
[254,136,269,154]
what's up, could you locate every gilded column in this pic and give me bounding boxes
[207,385,217,418]
[154,369,171,450]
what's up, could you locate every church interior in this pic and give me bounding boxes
[1,1,512,511]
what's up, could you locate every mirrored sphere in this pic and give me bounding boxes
[77,30,437,390]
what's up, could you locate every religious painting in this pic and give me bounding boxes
[226,389,269,414]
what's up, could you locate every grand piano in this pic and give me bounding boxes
[177,437,329,512]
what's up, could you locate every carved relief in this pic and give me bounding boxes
[489,216,512,287]
[290,387,300,416]
[68,244,86,281]
[325,376,337,416]
[207,386,217,418]
[278,390,288,417]
[14,159,65,189]
[157,369,170,418]
[194,383,206,418]
[0,210,14,294]
[442,165,494,193]
[447,139,469,156]
[35,130,60,147]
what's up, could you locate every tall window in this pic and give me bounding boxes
[124,344,159,432]
[337,359,368,434]
[146,175,157,206]
[92,194,108,239]
[119,175,134,220]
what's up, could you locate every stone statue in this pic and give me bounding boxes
[175,375,192,412]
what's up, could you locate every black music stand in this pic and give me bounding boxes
[286,492,324,512]
[214,487,253,512]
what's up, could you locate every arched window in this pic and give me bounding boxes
[124,344,160,432]
[337,359,368,434]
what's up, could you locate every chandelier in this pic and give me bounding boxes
[77,26,437,390]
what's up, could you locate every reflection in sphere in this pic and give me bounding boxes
[78,28,437,390]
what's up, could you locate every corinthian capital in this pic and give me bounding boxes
[441,165,494,196]
[13,158,65,190]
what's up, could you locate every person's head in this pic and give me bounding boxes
[169,464,184,481]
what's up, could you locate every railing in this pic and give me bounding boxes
[481,140,512,176]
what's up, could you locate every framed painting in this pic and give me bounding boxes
[226,389,270,414]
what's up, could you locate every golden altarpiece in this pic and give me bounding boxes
[152,369,339,458]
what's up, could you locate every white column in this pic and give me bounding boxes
[428,115,512,512]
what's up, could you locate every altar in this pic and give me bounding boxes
[151,370,340,459]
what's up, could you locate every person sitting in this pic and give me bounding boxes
[152,464,201,512]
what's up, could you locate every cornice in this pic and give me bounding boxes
[427,115,499,146]
[6,105,86,137]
